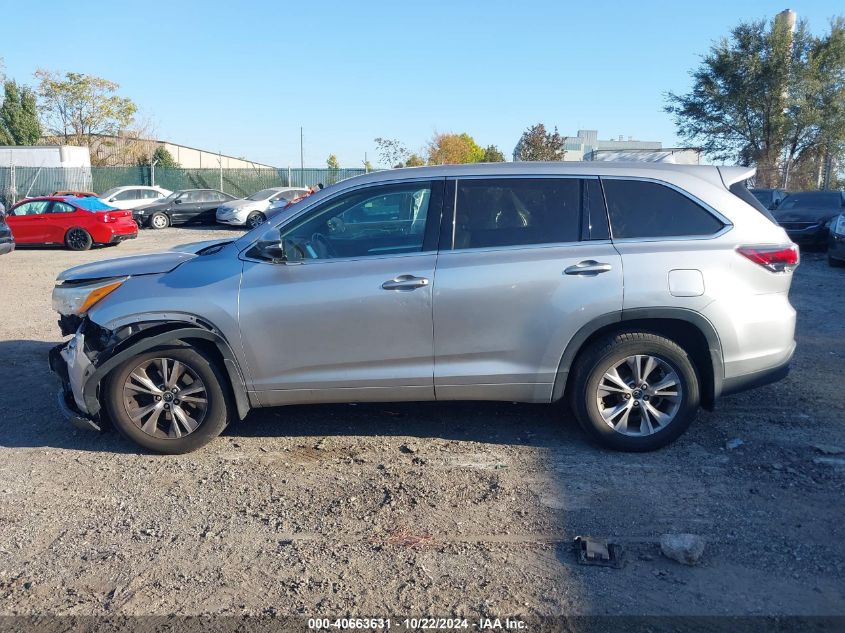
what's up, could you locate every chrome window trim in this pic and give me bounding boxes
[599,175,733,242]
[439,239,614,257]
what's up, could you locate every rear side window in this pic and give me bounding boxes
[453,178,602,249]
[602,179,724,239]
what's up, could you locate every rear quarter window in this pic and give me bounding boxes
[601,179,724,239]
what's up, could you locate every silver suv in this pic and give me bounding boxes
[49,163,798,453]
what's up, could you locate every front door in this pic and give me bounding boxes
[433,176,624,403]
[237,178,444,405]
[6,199,54,243]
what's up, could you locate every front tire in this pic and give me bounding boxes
[149,212,170,230]
[65,227,93,251]
[246,211,266,229]
[570,332,700,452]
[104,345,230,454]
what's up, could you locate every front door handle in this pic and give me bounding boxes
[381,274,430,291]
[564,260,612,276]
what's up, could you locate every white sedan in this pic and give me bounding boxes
[216,187,310,228]
[98,186,173,210]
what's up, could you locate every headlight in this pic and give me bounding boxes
[832,215,845,237]
[52,277,127,316]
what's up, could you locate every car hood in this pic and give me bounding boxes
[774,207,838,223]
[221,199,264,211]
[135,201,169,212]
[57,251,197,282]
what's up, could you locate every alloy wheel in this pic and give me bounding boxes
[122,357,208,439]
[151,214,168,229]
[595,354,682,436]
[67,229,89,250]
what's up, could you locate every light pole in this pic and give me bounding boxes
[151,159,159,187]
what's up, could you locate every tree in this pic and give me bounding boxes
[405,153,426,167]
[665,14,845,188]
[513,124,566,161]
[35,70,137,156]
[326,154,340,169]
[138,145,178,168]
[0,80,41,145]
[481,144,505,162]
[374,137,409,168]
[427,132,485,164]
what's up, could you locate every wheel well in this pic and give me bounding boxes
[565,318,716,410]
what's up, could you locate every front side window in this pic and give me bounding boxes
[602,179,724,239]
[453,178,599,249]
[270,181,436,261]
[12,201,51,216]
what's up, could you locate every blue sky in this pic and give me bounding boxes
[1,0,840,167]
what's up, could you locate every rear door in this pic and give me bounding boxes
[432,176,623,403]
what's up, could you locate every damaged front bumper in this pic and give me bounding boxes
[49,330,102,432]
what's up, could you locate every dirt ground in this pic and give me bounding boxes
[0,227,843,619]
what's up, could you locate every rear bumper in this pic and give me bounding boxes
[108,231,137,244]
[720,341,794,397]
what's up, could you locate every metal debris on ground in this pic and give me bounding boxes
[573,536,625,568]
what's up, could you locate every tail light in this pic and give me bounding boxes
[100,213,115,223]
[737,244,799,273]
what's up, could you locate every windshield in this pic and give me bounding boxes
[160,192,181,201]
[751,190,773,207]
[779,192,842,210]
[247,189,278,201]
[100,187,121,199]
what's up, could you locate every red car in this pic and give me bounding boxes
[5,196,138,251]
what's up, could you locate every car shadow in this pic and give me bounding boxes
[0,339,584,453]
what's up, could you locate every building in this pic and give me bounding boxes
[513,129,672,162]
[39,134,274,169]
[588,148,702,164]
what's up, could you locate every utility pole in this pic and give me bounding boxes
[219,150,223,192]
[777,9,798,189]
[151,159,159,187]
[300,127,304,171]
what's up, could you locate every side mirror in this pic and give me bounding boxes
[255,228,287,263]
[174,198,183,204]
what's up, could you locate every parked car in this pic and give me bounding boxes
[6,196,137,251]
[216,187,311,229]
[133,189,236,229]
[98,186,173,210]
[49,162,798,454]
[750,188,789,210]
[0,208,14,255]
[52,190,99,198]
[828,213,845,267]
[772,191,845,247]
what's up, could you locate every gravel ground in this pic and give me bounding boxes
[0,227,843,618]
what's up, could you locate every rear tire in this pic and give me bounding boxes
[246,211,266,229]
[104,345,230,454]
[569,332,700,452]
[149,212,170,229]
[65,227,93,251]
[828,254,845,268]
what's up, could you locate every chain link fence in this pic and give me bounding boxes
[0,166,371,207]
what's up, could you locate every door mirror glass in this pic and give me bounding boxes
[253,227,287,262]
[174,198,183,204]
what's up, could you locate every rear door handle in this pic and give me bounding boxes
[381,274,430,290]
[564,260,612,276]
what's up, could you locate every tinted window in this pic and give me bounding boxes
[454,178,598,249]
[602,179,724,239]
[751,189,773,207]
[779,192,843,210]
[274,182,435,261]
